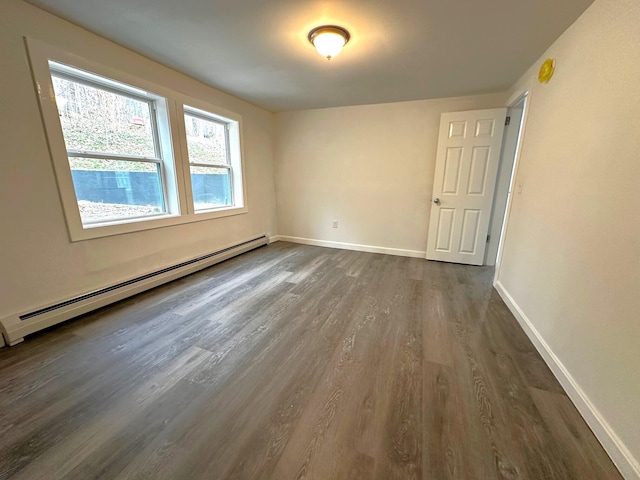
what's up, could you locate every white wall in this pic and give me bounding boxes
[275,93,507,255]
[0,0,277,321]
[496,0,640,477]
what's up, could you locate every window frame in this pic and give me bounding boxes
[49,62,173,225]
[176,102,246,217]
[181,105,245,213]
[26,38,248,242]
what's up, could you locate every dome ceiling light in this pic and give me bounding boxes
[307,25,350,60]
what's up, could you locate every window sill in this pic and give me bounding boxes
[68,205,248,242]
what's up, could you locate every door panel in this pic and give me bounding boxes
[426,108,506,265]
[435,208,455,252]
[442,148,463,194]
[460,209,481,254]
[467,147,490,195]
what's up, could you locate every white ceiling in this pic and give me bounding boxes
[25,0,594,112]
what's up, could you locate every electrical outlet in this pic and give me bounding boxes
[332,220,339,229]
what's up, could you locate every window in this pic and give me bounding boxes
[49,62,175,225]
[27,38,247,241]
[183,108,233,211]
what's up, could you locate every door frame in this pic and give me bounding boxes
[426,108,507,265]
[493,89,531,282]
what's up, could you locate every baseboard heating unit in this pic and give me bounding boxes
[0,235,268,347]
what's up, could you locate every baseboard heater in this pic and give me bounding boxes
[0,235,268,347]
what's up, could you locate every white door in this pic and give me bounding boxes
[426,108,507,265]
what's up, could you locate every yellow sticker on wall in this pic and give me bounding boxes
[538,58,555,83]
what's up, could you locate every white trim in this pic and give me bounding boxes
[268,235,282,243]
[506,78,534,107]
[494,280,640,480]
[278,236,425,258]
[494,89,531,280]
[0,236,267,346]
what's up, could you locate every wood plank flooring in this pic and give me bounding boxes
[0,242,622,479]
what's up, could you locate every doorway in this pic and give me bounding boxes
[425,108,508,265]
[484,94,527,266]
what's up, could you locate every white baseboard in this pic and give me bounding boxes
[277,235,425,258]
[268,235,282,243]
[494,280,640,480]
[0,235,268,347]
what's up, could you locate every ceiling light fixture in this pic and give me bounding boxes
[308,25,350,60]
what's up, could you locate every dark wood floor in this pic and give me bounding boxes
[0,242,622,479]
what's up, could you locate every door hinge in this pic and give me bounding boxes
[505,116,511,126]
[486,234,491,243]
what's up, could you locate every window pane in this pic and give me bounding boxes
[190,166,232,211]
[70,157,165,224]
[52,75,156,158]
[184,113,229,165]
